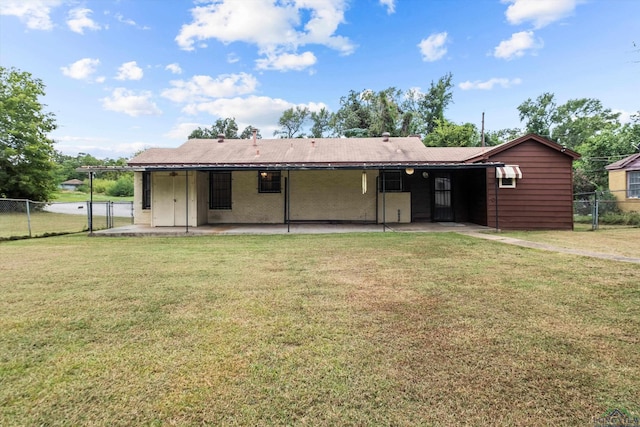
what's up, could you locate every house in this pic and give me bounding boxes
[59,179,85,191]
[127,132,579,230]
[606,152,640,212]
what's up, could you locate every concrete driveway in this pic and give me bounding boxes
[44,202,133,218]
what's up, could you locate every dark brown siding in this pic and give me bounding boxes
[486,139,574,230]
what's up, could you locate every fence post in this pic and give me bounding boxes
[26,199,32,238]
[592,192,599,231]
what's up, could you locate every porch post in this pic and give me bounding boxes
[89,171,94,235]
[287,169,290,233]
[382,170,386,232]
[185,170,189,233]
[494,168,499,231]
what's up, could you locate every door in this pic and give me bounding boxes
[433,173,454,222]
[152,172,189,226]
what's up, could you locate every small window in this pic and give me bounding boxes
[499,177,516,188]
[210,172,232,209]
[628,171,640,198]
[379,171,403,192]
[142,172,151,209]
[259,171,281,193]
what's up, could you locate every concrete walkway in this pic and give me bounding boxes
[462,231,640,264]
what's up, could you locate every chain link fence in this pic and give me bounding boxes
[574,190,640,230]
[0,198,134,239]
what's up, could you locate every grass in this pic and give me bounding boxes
[501,226,640,259]
[0,232,638,426]
[0,211,131,239]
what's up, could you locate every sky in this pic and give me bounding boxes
[1,0,639,159]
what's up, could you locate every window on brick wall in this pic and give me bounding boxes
[210,172,232,209]
[628,171,640,198]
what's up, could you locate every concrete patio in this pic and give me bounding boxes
[91,222,494,237]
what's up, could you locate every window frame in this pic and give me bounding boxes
[628,171,640,199]
[379,170,404,192]
[499,177,516,188]
[209,171,232,209]
[258,170,281,193]
[142,171,151,209]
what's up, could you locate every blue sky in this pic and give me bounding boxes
[1,0,638,159]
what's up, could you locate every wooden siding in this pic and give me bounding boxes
[485,139,575,230]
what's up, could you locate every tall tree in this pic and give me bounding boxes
[418,72,454,135]
[310,107,333,138]
[0,67,57,201]
[274,106,310,138]
[517,92,557,137]
[240,126,262,139]
[331,90,372,137]
[551,98,619,150]
[422,119,479,147]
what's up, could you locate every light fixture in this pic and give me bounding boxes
[405,167,414,175]
[422,171,429,179]
[260,171,268,178]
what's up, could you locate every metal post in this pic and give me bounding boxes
[89,172,94,234]
[592,192,599,231]
[185,170,189,233]
[26,199,32,238]
[287,170,291,233]
[494,171,499,231]
[382,170,386,232]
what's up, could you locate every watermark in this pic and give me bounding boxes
[592,408,640,427]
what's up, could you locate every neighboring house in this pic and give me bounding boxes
[606,152,640,212]
[59,179,84,191]
[127,133,579,230]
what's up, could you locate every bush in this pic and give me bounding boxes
[90,178,114,194]
[599,211,640,226]
[106,176,134,197]
[596,189,621,216]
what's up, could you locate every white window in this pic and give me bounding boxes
[499,177,516,188]
[628,171,640,198]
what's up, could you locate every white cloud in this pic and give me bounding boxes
[379,0,396,14]
[161,73,258,103]
[115,61,144,81]
[165,63,183,74]
[67,8,102,34]
[61,58,101,80]
[101,88,161,117]
[459,77,523,90]
[493,31,542,60]
[256,51,317,71]
[418,32,448,62]
[227,53,240,64]
[502,0,581,29]
[0,0,62,30]
[175,0,355,71]
[164,122,207,140]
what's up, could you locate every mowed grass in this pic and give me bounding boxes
[0,212,131,239]
[1,233,638,426]
[501,226,640,259]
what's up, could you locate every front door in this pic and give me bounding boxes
[433,173,454,222]
[152,172,188,226]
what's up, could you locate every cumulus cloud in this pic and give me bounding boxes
[161,73,258,103]
[459,77,523,90]
[67,8,102,34]
[115,61,144,81]
[102,88,161,117]
[418,32,448,62]
[165,63,183,74]
[61,58,101,80]
[379,0,396,14]
[175,0,355,71]
[164,122,208,140]
[0,0,62,30]
[493,31,542,60]
[502,0,581,29]
[256,51,317,71]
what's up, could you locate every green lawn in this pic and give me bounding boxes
[0,211,131,239]
[1,233,638,426]
[52,190,133,202]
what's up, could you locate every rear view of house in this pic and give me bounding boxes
[125,133,579,231]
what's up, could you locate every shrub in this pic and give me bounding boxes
[90,178,114,194]
[596,189,621,216]
[599,211,640,226]
[107,176,134,197]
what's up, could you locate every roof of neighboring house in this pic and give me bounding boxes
[605,152,640,171]
[126,133,579,170]
[60,179,84,185]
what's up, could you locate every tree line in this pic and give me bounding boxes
[2,65,638,201]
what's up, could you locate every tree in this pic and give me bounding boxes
[189,117,239,139]
[517,92,557,137]
[331,90,372,137]
[418,72,454,135]
[240,126,262,139]
[551,98,619,150]
[483,128,524,146]
[0,67,57,201]
[422,119,479,147]
[310,107,332,138]
[274,106,309,138]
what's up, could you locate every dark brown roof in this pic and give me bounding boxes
[605,153,640,171]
